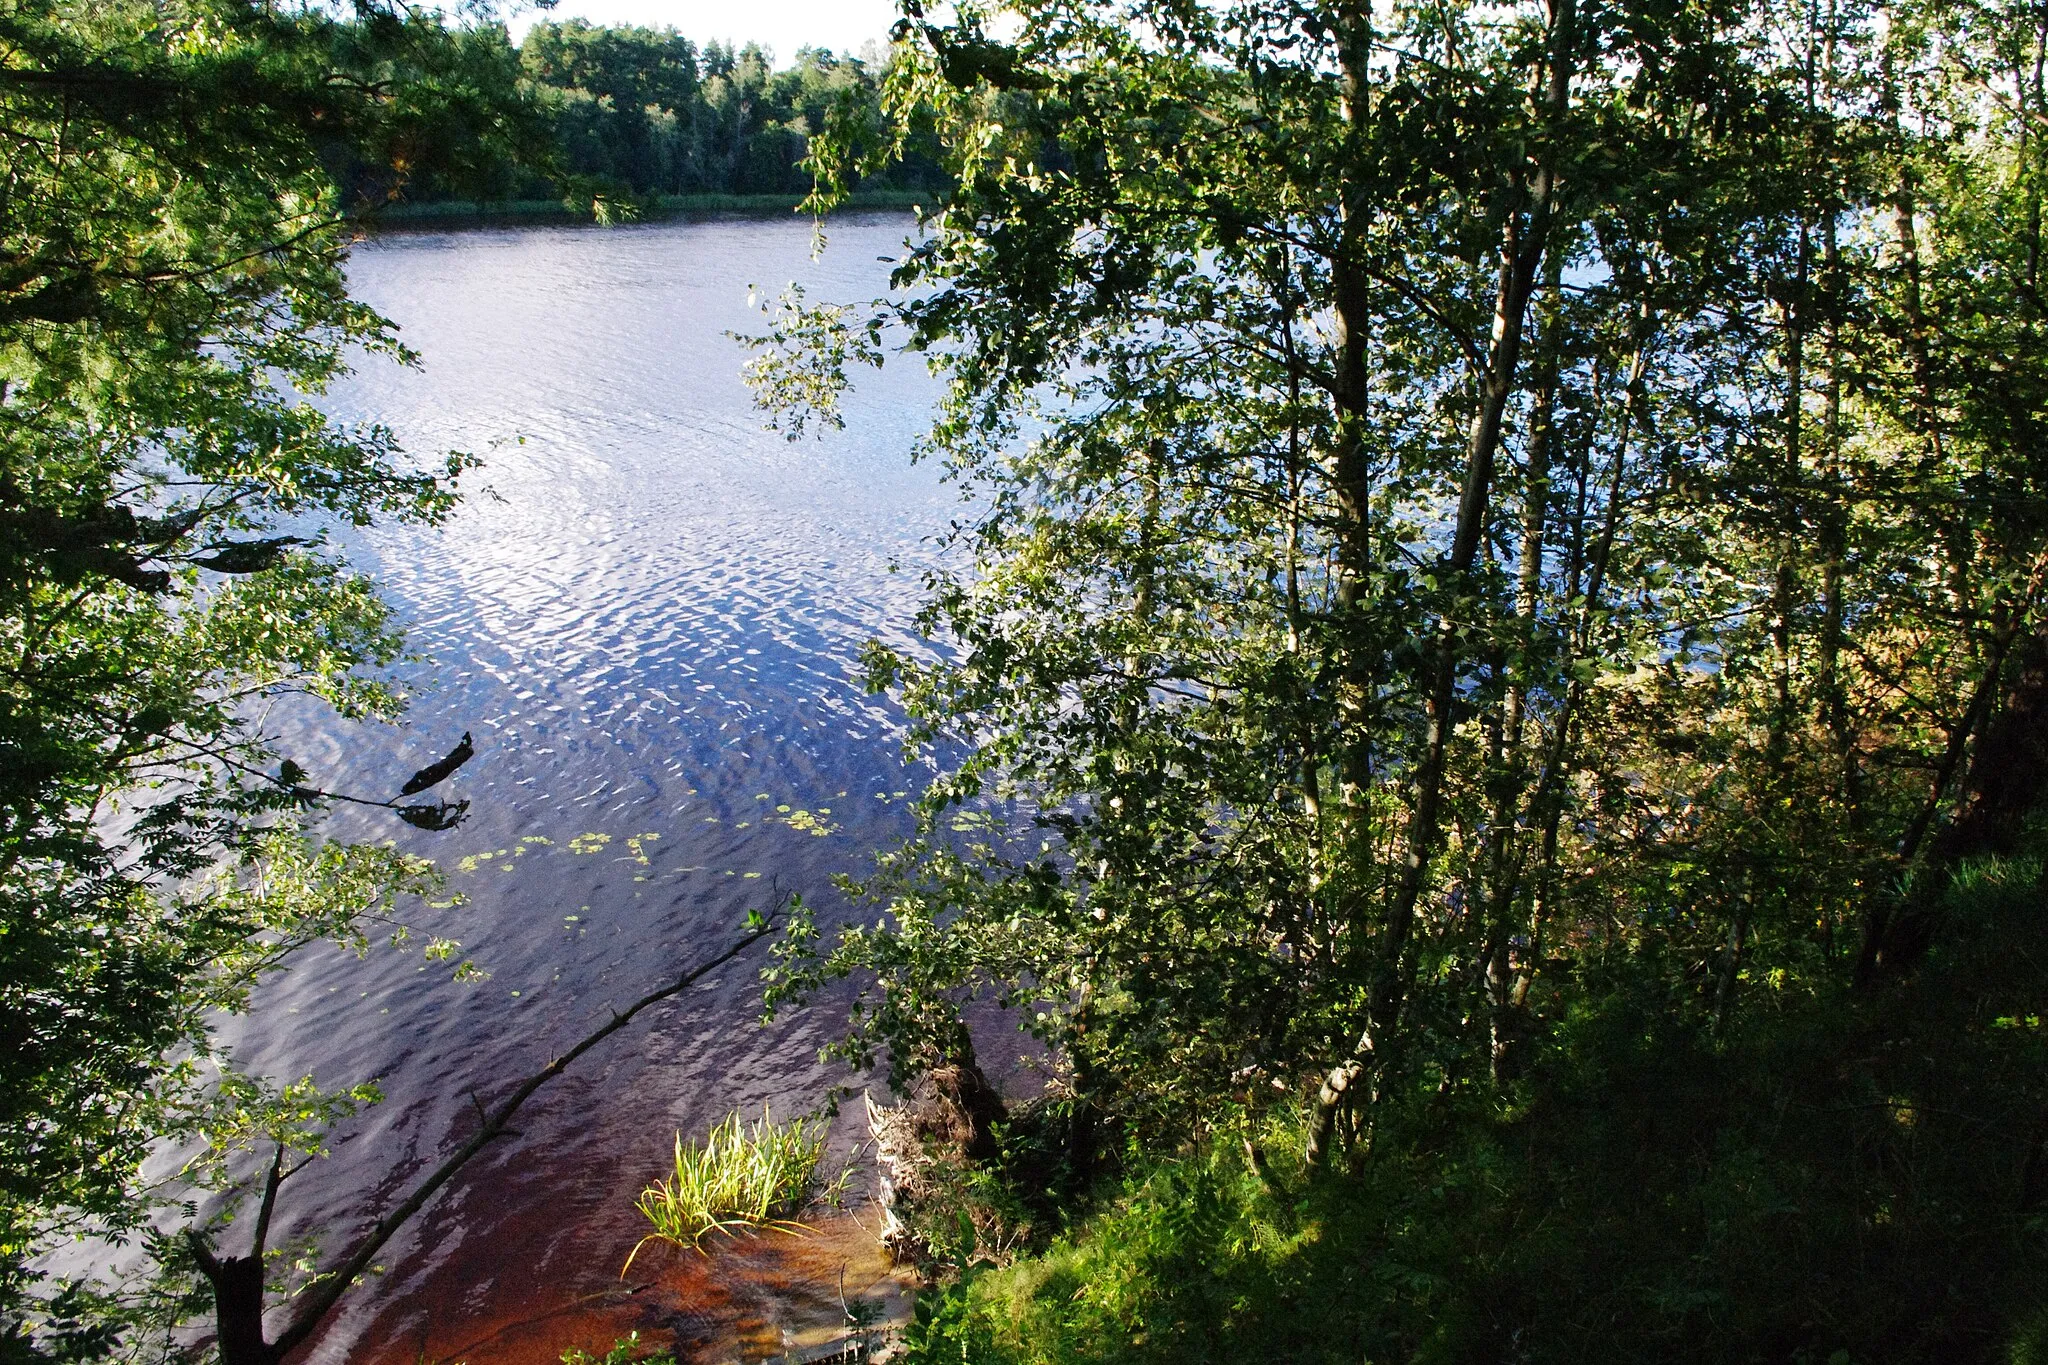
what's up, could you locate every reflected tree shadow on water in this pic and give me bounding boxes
[396,799,471,831]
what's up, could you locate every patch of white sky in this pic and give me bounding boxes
[500,0,920,65]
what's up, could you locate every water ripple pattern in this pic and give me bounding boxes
[222,215,951,1362]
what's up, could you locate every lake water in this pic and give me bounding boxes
[233,213,951,1362]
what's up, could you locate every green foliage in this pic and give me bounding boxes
[560,1333,676,1365]
[757,0,2048,1139]
[421,22,950,210]
[0,0,517,1348]
[625,1107,839,1265]
[901,866,2048,1364]
[740,286,886,438]
[750,0,2048,1356]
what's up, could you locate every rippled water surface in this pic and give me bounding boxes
[236,214,950,1362]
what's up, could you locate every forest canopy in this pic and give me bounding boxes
[399,18,950,208]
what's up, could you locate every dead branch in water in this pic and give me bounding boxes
[188,906,784,1365]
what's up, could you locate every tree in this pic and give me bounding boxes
[0,0,541,1349]
[498,25,949,203]
[520,20,700,197]
[754,0,2048,1181]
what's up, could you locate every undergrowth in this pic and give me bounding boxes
[897,865,2048,1365]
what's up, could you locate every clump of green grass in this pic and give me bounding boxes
[625,1105,837,1267]
[560,1332,673,1365]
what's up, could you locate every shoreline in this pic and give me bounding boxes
[367,190,928,231]
[339,1205,912,1364]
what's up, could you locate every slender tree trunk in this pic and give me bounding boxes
[1724,205,1809,1035]
[1306,0,1381,1171]
[1816,208,1863,963]
[1519,338,1643,966]
[1892,161,1942,465]
[1308,0,1575,1166]
[1522,366,1607,956]
[1712,868,1755,1036]
[2017,19,2048,298]
[1277,268,1328,893]
[1328,2,1377,827]
[1817,208,1853,806]
[1483,253,1564,1085]
[1375,0,1572,1003]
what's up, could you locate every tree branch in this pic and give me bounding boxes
[199,916,781,1363]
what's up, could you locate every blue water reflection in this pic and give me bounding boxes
[231,213,947,1361]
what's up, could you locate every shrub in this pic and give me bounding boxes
[894,865,2048,1365]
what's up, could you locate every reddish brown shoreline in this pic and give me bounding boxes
[338,1210,909,1364]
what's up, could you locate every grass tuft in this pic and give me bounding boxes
[624,1105,837,1268]
[560,1332,674,1364]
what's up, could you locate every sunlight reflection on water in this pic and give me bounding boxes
[230,213,948,1362]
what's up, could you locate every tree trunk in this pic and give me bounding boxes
[1308,0,1575,1167]
[1735,199,1809,1034]
[1484,253,1565,1086]
[211,1256,273,1365]
[1866,617,2048,977]
[1328,0,1379,848]
[188,1237,276,1365]
[189,926,775,1365]
[1369,0,1571,1036]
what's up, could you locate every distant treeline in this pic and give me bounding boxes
[400,21,947,208]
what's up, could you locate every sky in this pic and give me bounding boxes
[505,0,907,62]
